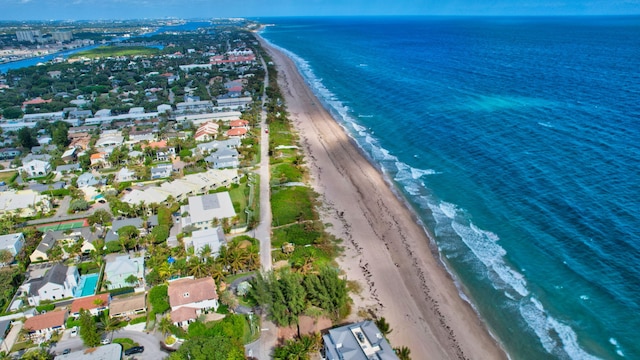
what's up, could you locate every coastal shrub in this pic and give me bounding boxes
[36,303,55,313]
[272,163,303,184]
[108,287,134,297]
[77,262,100,275]
[272,222,322,248]
[128,316,146,325]
[149,285,170,314]
[271,186,316,226]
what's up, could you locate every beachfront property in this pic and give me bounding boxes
[103,255,144,290]
[24,263,80,306]
[174,111,242,126]
[109,293,147,319]
[168,277,219,327]
[70,293,110,318]
[183,226,226,257]
[321,320,399,360]
[180,192,236,229]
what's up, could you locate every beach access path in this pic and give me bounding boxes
[257,35,508,360]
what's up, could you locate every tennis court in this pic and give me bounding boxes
[37,219,89,232]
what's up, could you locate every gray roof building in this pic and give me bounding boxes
[322,321,399,360]
[28,263,68,296]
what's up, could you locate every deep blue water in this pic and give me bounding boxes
[260,16,640,359]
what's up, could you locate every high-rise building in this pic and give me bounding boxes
[52,31,73,42]
[15,30,41,43]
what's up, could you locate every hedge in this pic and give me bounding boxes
[109,287,135,296]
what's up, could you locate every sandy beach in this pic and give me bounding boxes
[257,36,508,360]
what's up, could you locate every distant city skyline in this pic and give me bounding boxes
[0,0,639,20]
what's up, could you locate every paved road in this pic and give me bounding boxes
[255,55,273,272]
[245,317,277,360]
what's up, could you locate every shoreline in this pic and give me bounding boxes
[257,34,508,360]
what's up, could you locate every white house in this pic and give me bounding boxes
[183,226,226,257]
[204,147,239,169]
[104,255,144,289]
[151,163,173,179]
[180,192,236,229]
[23,310,68,338]
[22,159,51,178]
[168,277,219,327]
[0,232,25,257]
[115,168,137,183]
[25,263,80,306]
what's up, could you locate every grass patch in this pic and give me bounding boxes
[0,170,17,183]
[271,222,322,248]
[271,163,303,184]
[269,120,297,149]
[112,337,138,350]
[271,186,316,226]
[71,46,160,59]
[228,182,248,214]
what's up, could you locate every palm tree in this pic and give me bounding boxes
[100,312,120,341]
[208,262,225,283]
[375,317,393,338]
[158,316,173,337]
[188,257,206,278]
[394,346,412,360]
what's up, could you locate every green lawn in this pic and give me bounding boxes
[272,222,322,248]
[271,186,316,226]
[0,171,17,183]
[71,46,160,59]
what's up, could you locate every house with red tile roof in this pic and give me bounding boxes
[195,122,219,142]
[168,277,219,327]
[24,310,68,336]
[226,127,247,139]
[70,294,110,318]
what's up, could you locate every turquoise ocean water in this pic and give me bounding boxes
[259,16,640,359]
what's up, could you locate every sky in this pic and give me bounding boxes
[1,0,639,20]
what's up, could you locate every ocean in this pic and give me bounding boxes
[259,16,640,359]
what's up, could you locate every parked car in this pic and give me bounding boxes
[124,346,144,356]
[62,348,71,355]
[70,327,78,337]
[101,338,111,344]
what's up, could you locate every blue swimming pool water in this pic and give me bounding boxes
[75,273,99,297]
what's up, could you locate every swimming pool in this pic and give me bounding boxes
[74,273,99,298]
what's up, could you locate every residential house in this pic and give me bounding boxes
[204,147,239,169]
[105,216,158,242]
[183,226,226,257]
[23,310,68,338]
[96,132,124,148]
[121,169,239,205]
[109,293,147,319]
[0,190,51,217]
[0,148,21,160]
[25,263,80,306]
[226,127,247,139]
[0,232,25,265]
[61,148,78,162]
[77,172,100,188]
[89,152,107,167]
[29,231,57,262]
[55,163,81,174]
[194,122,219,142]
[22,159,51,178]
[229,119,249,129]
[115,168,137,183]
[180,192,236,229]
[322,320,399,360]
[103,255,144,290]
[70,294,110,318]
[168,277,219,327]
[196,138,241,155]
[151,163,173,179]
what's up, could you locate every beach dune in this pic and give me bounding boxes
[258,36,507,360]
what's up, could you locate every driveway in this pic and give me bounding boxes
[49,328,168,360]
[245,317,277,360]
